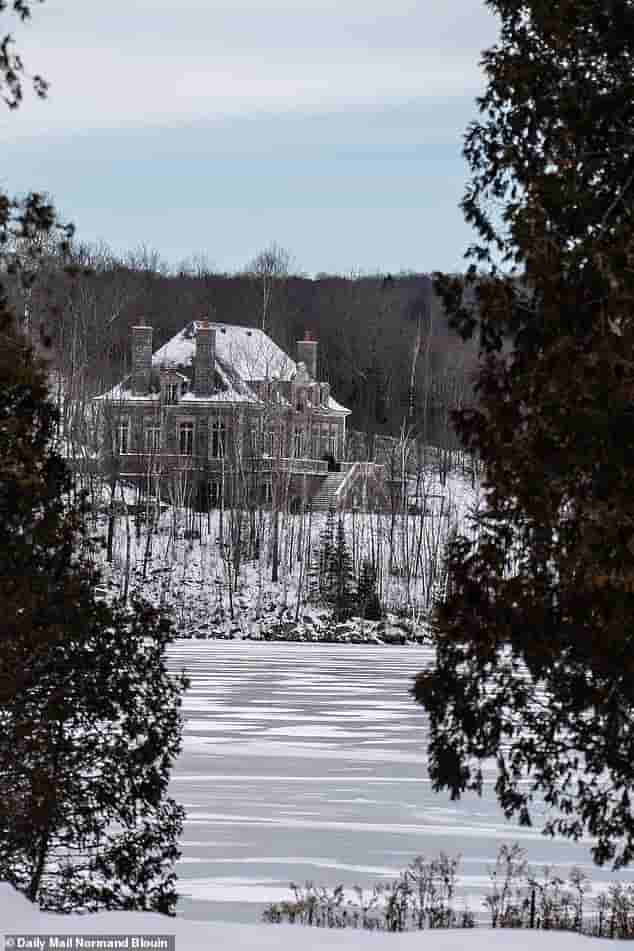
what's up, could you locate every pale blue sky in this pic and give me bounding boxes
[2,0,498,275]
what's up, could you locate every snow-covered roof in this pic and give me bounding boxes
[94,379,258,405]
[93,382,158,403]
[153,321,295,382]
[95,321,350,413]
[155,320,350,413]
[326,394,349,414]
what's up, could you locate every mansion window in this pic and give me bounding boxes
[117,419,130,455]
[249,421,261,456]
[209,480,223,508]
[319,422,338,459]
[165,382,179,404]
[209,417,226,459]
[144,425,161,452]
[178,420,194,456]
[268,423,285,458]
[292,426,303,458]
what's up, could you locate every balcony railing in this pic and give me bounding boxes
[275,457,329,474]
[109,451,331,476]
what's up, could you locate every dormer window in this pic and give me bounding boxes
[166,382,179,404]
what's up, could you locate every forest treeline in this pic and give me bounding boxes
[7,240,478,456]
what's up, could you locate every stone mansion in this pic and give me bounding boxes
[95,319,388,510]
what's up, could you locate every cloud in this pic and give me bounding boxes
[0,1,498,275]
[5,0,497,129]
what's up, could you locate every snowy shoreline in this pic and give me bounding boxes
[0,882,611,948]
[171,610,431,645]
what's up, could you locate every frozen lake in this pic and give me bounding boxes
[168,641,634,923]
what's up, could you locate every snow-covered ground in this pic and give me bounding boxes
[89,465,479,640]
[0,881,609,949]
[168,642,634,925]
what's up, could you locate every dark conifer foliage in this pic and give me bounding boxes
[0,1,48,109]
[310,508,336,604]
[412,0,634,868]
[329,517,355,623]
[310,511,356,622]
[0,7,188,910]
[0,306,189,913]
[357,560,382,621]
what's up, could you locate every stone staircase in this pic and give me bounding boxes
[310,471,347,511]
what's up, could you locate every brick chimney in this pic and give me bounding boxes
[131,321,153,394]
[194,320,216,397]
[297,330,318,380]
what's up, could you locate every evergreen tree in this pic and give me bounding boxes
[0,309,188,913]
[413,0,634,868]
[329,516,355,623]
[310,511,355,621]
[357,560,382,621]
[310,507,336,603]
